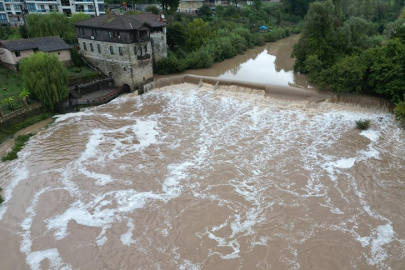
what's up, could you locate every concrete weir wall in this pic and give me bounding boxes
[152,75,331,102]
[147,75,392,110]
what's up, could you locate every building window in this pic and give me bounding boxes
[108,31,112,38]
[90,43,94,52]
[97,44,101,53]
[83,42,87,51]
[113,31,120,38]
[119,47,123,55]
[58,52,60,55]
[92,29,97,37]
[15,51,21,57]
[138,46,142,56]
[0,14,6,23]
[144,45,147,53]
[110,46,114,54]
[98,3,104,12]
[13,4,21,11]
[0,3,4,12]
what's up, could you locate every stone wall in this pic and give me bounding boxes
[78,38,153,91]
[0,103,43,129]
[151,31,167,64]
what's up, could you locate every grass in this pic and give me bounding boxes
[1,133,34,161]
[67,65,99,78]
[0,111,54,144]
[0,66,27,114]
[356,119,371,130]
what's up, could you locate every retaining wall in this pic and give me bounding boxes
[0,103,43,129]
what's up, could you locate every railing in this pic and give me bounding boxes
[137,54,150,60]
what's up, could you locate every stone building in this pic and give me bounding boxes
[0,36,72,70]
[74,12,167,92]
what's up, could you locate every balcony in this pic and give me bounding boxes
[137,54,150,60]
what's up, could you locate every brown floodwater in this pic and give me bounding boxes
[0,83,404,269]
[156,35,314,89]
[1,36,405,269]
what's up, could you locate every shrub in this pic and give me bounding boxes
[1,133,34,161]
[394,101,405,123]
[70,66,82,73]
[355,119,371,130]
[186,48,214,69]
[145,5,160,15]
[157,57,187,74]
[70,48,84,67]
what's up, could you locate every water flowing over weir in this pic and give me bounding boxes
[0,83,405,269]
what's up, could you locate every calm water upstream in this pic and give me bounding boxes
[156,35,313,89]
[1,36,405,270]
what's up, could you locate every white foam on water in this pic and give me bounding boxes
[334,158,356,169]
[120,219,136,246]
[0,161,29,221]
[20,187,72,269]
[53,111,94,123]
[360,129,380,142]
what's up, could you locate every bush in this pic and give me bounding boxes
[145,5,160,15]
[1,133,34,161]
[157,57,187,74]
[186,49,214,69]
[394,101,405,123]
[70,66,82,73]
[355,119,371,130]
[70,48,84,67]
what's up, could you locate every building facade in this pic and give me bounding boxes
[0,0,105,25]
[75,13,167,92]
[0,36,72,70]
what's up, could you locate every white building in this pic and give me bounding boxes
[0,0,105,26]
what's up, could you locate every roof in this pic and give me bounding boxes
[0,36,71,52]
[74,12,166,30]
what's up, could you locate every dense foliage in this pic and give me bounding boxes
[19,53,69,111]
[25,12,90,43]
[158,3,301,74]
[292,0,405,121]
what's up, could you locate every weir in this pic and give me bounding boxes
[149,75,392,111]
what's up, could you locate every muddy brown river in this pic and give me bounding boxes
[1,36,405,270]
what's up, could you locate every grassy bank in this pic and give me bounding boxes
[0,111,54,144]
[1,133,34,161]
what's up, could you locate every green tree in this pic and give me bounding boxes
[197,5,212,17]
[186,18,217,50]
[253,0,262,10]
[20,53,69,111]
[1,97,14,110]
[292,0,341,73]
[145,5,161,15]
[159,0,179,13]
[167,21,187,48]
[18,89,30,107]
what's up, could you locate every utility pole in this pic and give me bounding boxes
[92,0,98,16]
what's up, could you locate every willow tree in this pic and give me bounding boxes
[20,52,68,111]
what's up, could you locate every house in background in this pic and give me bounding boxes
[0,36,72,70]
[74,12,167,92]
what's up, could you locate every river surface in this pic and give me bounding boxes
[1,36,405,270]
[156,35,314,89]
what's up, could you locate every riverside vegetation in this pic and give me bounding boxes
[157,2,302,74]
[292,0,405,122]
